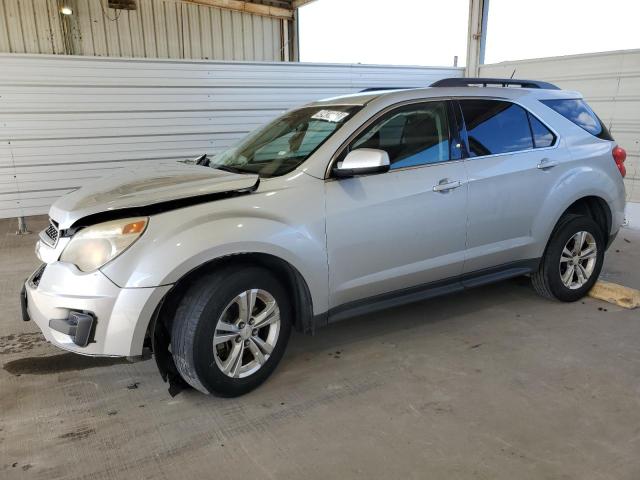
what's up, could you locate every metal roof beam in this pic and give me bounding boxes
[292,0,317,8]
[182,0,294,19]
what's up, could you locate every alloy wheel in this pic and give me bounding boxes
[213,289,281,378]
[559,231,597,290]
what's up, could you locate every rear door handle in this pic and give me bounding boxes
[537,158,559,170]
[433,179,462,192]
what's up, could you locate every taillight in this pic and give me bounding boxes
[612,146,626,177]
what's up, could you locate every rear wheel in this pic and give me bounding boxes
[171,266,292,397]
[532,215,605,302]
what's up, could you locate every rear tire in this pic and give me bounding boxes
[532,214,605,302]
[171,265,292,397]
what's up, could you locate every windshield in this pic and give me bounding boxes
[210,105,361,177]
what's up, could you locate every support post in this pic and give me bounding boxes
[465,0,489,77]
[16,216,31,235]
[290,8,300,62]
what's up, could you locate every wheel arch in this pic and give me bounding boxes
[551,195,612,243]
[145,252,317,392]
[560,195,611,240]
[533,194,613,271]
[155,251,315,334]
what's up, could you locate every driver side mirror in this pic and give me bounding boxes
[332,148,390,178]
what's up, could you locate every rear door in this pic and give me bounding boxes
[325,100,469,309]
[457,98,563,273]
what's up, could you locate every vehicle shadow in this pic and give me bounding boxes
[286,276,536,356]
[3,352,129,376]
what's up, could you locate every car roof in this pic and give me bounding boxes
[311,85,582,107]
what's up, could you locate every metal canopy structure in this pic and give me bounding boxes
[0,0,318,61]
[0,0,479,66]
[182,0,317,19]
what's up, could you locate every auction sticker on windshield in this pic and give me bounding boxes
[311,110,350,123]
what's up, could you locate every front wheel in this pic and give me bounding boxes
[171,266,292,397]
[532,214,605,302]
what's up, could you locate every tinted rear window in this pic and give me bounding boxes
[460,99,533,157]
[540,99,613,140]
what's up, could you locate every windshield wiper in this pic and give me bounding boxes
[213,165,250,174]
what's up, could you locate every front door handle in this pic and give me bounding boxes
[537,158,559,170]
[433,179,462,193]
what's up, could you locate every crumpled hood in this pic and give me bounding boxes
[49,162,259,228]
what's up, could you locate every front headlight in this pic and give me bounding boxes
[60,217,148,272]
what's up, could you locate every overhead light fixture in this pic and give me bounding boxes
[60,6,73,15]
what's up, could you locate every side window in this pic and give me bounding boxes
[460,99,533,157]
[527,112,556,148]
[350,101,450,169]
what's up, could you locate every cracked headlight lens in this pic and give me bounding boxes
[60,217,148,272]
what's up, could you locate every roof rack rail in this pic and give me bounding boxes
[430,77,560,90]
[359,87,414,93]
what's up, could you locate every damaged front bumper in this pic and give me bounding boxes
[22,262,171,357]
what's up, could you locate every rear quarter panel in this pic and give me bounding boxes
[525,99,626,256]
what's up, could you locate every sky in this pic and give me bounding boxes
[298,0,640,67]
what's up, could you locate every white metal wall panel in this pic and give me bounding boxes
[0,0,284,61]
[480,50,640,203]
[1,0,69,54]
[0,54,462,218]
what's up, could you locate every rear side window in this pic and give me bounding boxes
[459,99,533,156]
[528,113,556,148]
[540,98,613,140]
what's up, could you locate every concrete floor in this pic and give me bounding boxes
[1,215,639,480]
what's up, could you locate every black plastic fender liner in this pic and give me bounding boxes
[20,283,30,322]
[150,300,191,397]
[149,295,191,397]
[151,315,190,397]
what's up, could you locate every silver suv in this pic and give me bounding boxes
[22,78,627,397]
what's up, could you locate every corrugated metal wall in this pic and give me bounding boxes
[480,49,640,203]
[0,0,285,61]
[0,54,463,218]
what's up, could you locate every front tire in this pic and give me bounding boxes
[171,265,292,397]
[532,214,605,302]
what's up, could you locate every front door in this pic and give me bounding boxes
[325,100,468,309]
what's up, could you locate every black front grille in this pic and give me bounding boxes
[43,220,59,246]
